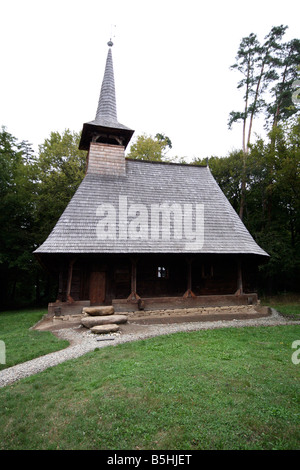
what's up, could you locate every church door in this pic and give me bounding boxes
[89,271,106,304]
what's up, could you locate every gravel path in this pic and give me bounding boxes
[0,308,299,388]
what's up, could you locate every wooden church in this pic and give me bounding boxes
[34,41,269,315]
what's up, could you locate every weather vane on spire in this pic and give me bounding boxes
[108,24,116,47]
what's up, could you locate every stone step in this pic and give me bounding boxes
[82,306,114,316]
[90,324,119,334]
[81,314,128,328]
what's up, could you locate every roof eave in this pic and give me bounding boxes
[79,122,134,150]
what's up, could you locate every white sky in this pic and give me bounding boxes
[1,0,299,161]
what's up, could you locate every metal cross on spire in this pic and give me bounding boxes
[107,24,116,47]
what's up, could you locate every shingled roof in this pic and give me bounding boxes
[34,159,269,257]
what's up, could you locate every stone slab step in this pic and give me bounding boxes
[90,324,119,334]
[82,306,114,316]
[81,314,128,328]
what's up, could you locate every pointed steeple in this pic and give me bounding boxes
[79,41,134,150]
[94,47,117,125]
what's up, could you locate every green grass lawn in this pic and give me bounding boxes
[0,323,299,450]
[0,309,69,370]
[262,293,300,319]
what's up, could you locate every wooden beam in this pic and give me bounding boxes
[56,269,63,302]
[127,258,140,301]
[235,258,243,296]
[66,258,76,303]
[183,257,196,298]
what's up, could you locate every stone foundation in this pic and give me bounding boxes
[126,305,270,324]
[48,294,260,317]
[113,294,258,313]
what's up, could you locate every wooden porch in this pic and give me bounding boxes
[44,253,264,316]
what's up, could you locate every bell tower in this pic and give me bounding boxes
[79,41,134,175]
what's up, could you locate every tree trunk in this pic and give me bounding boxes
[239,156,246,220]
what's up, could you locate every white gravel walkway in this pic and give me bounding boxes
[0,308,299,388]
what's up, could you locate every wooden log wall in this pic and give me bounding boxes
[56,254,260,304]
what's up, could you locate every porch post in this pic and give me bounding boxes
[127,257,140,301]
[183,257,196,298]
[66,258,76,302]
[57,269,63,302]
[236,257,243,295]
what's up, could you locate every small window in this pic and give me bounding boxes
[202,263,213,279]
[157,266,169,279]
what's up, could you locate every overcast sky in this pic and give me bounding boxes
[1,0,299,161]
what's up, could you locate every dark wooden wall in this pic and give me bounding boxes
[52,253,260,305]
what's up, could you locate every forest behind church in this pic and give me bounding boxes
[0,25,299,309]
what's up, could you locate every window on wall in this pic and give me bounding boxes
[202,263,214,279]
[157,266,169,279]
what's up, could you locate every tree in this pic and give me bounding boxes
[193,117,300,293]
[228,26,292,152]
[228,25,300,220]
[34,129,86,246]
[0,127,37,307]
[0,127,87,308]
[127,133,172,162]
[266,39,300,130]
[247,118,300,292]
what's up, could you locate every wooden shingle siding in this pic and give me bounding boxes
[87,142,125,176]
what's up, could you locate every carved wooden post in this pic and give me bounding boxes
[57,269,63,302]
[131,258,137,296]
[183,257,196,298]
[236,258,243,295]
[66,258,76,302]
[127,257,140,301]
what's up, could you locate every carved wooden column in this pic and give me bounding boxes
[236,257,243,295]
[66,258,76,302]
[57,269,64,302]
[127,257,140,301]
[183,257,196,298]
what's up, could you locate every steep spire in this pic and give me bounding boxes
[79,41,134,151]
[94,45,118,126]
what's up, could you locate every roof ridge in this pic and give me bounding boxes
[125,157,207,168]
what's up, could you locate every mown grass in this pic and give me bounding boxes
[0,309,69,370]
[262,293,300,319]
[0,324,299,450]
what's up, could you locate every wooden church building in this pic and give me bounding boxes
[34,41,269,315]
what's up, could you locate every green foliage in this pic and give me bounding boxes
[34,129,86,245]
[229,26,300,219]
[266,37,300,127]
[0,127,37,306]
[127,132,172,161]
[194,117,300,293]
[229,25,300,146]
[250,119,300,291]
[0,128,86,309]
